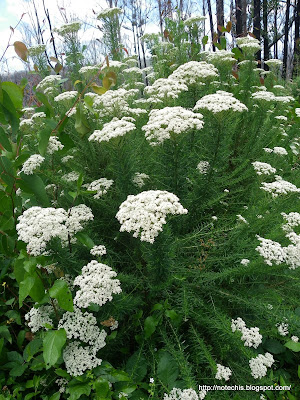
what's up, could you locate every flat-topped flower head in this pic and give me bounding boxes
[28,44,46,56]
[205,50,236,68]
[144,78,188,101]
[169,61,219,86]
[16,205,93,256]
[215,364,232,381]
[63,341,102,376]
[85,178,114,199]
[236,36,261,55]
[97,7,123,19]
[73,260,121,308]
[194,91,248,114]
[264,59,283,69]
[249,353,274,379]
[89,117,136,143]
[116,190,188,243]
[21,154,45,175]
[260,176,300,197]
[55,21,81,36]
[184,16,206,26]
[142,107,204,146]
[36,75,62,93]
[252,161,276,175]
[54,91,78,103]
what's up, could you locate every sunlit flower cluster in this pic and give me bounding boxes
[116,190,188,243]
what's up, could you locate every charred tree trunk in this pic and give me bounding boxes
[293,0,300,76]
[262,0,269,63]
[216,0,224,41]
[253,0,261,61]
[282,0,291,78]
[207,0,215,51]
[274,2,278,58]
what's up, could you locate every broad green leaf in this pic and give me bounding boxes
[0,126,12,152]
[19,172,50,207]
[35,92,54,117]
[75,232,95,249]
[144,316,159,339]
[23,338,43,362]
[0,325,12,343]
[75,104,90,136]
[94,377,111,398]
[126,351,147,381]
[0,337,4,355]
[19,276,35,307]
[1,82,23,109]
[49,393,61,400]
[68,382,91,400]
[38,119,57,156]
[43,329,67,369]
[9,363,27,377]
[264,339,286,354]
[49,280,73,312]
[285,340,300,352]
[157,351,179,388]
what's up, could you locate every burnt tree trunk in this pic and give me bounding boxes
[253,0,261,61]
[282,0,291,78]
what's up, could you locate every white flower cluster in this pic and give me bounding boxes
[236,36,261,55]
[55,21,81,36]
[62,171,80,182]
[16,205,93,256]
[183,15,206,26]
[61,155,74,163]
[116,190,188,243]
[56,378,68,394]
[142,107,204,146]
[85,178,114,199]
[36,75,62,92]
[252,91,294,103]
[236,214,248,224]
[260,176,300,197]
[63,340,102,376]
[273,147,288,155]
[90,244,107,256]
[79,65,100,75]
[264,59,283,68]
[163,388,202,400]
[25,305,53,333]
[58,307,107,349]
[169,61,219,86]
[252,161,276,175]
[194,91,248,114]
[54,91,78,103]
[97,7,123,19]
[28,44,46,56]
[144,78,188,101]
[21,154,45,175]
[215,364,232,381]
[197,161,210,174]
[132,172,150,188]
[276,321,289,336]
[241,259,250,266]
[205,50,236,68]
[292,335,299,342]
[231,317,262,348]
[256,213,300,269]
[281,212,300,233]
[255,236,286,266]
[73,260,121,308]
[249,353,274,379]
[47,136,64,155]
[91,88,136,118]
[89,117,136,143]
